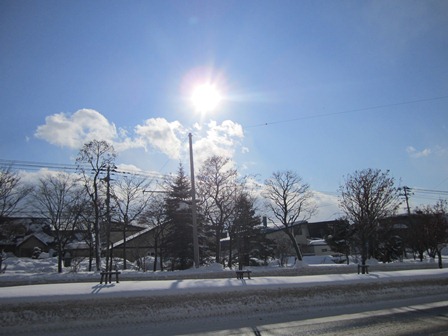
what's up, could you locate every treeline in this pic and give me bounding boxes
[0,140,447,273]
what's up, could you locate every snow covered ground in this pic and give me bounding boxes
[1,256,448,335]
[0,254,441,285]
[1,267,447,303]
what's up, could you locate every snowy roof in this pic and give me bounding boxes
[66,241,90,249]
[263,220,308,234]
[17,232,54,246]
[308,239,327,246]
[111,226,153,248]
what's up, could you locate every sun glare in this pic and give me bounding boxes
[191,83,222,112]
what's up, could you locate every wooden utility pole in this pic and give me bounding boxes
[402,186,412,215]
[104,166,113,272]
[189,133,200,268]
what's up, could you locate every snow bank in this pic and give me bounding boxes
[2,268,448,304]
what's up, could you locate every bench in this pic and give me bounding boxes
[357,264,369,274]
[236,270,252,279]
[100,271,121,284]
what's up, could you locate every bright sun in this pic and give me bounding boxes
[191,83,222,112]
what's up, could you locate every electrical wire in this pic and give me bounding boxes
[411,187,448,195]
[0,159,170,181]
[246,95,448,128]
[405,187,448,203]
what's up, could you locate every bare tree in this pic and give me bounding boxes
[273,235,294,267]
[139,194,169,271]
[76,140,116,271]
[30,172,85,273]
[0,165,32,218]
[415,200,448,269]
[196,156,239,264]
[0,166,33,270]
[264,170,316,263]
[339,169,401,271]
[111,175,152,269]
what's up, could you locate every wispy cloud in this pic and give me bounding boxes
[406,146,431,159]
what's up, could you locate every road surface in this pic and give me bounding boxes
[3,291,448,335]
[2,270,448,335]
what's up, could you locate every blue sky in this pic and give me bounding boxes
[1,0,447,220]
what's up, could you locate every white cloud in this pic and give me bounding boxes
[115,163,143,173]
[406,146,431,159]
[35,110,248,169]
[34,110,185,157]
[135,118,185,160]
[193,120,245,166]
[35,109,118,149]
[19,169,82,189]
[311,191,342,222]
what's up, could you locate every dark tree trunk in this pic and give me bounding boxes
[437,250,443,269]
[57,247,63,273]
[227,237,233,269]
[284,229,303,261]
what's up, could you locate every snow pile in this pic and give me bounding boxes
[0,255,442,287]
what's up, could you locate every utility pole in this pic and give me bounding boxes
[402,186,412,215]
[103,166,113,272]
[189,133,200,268]
[400,186,412,261]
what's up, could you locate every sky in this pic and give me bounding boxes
[1,0,447,221]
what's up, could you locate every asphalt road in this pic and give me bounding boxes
[2,273,448,336]
[71,297,448,336]
[3,292,448,336]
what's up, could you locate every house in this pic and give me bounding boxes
[16,232,54,257]
[64,231,91,258]
[63,223,149,260]
[307,238,331,256]
[110,227,156,262]
[264,220,337,257]
[0,217,53,257]
[0,216,149,259]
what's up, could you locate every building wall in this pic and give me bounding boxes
[311,244,332,256]
[265,222,333,257]
[17,237,48,257]
[112,230,157,262]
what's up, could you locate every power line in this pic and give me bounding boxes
[401,186,448,205]
[0,159,170,181]
[0,159,79,172]
[246,95,448,128]
[411,187,448,196]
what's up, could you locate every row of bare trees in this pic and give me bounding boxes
[0,143,263,272]
[263,168,447,269]
[325,169,448,269]
[1,140,447,272]
[0,140,153,272]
